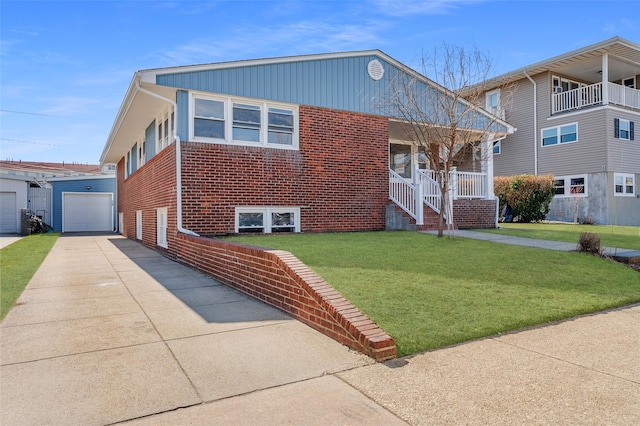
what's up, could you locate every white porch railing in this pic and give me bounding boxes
[389,167,487,225]
[389,169,417,220]
[552,82,640,114]
[455,171,487,199]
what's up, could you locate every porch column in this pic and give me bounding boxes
[482,135,495,199]
[413,165,424,226]
[602,53,609,105]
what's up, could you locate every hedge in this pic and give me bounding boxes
[494,174,555,222]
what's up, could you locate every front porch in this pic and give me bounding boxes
[388,166,495,229]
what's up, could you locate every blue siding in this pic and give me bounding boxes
[177,90,189,141]
[131,143,138,173]
[145,121,156,161]
[157,55,391,116]
[51,178,116,232]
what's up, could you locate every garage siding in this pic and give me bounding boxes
[52,178,116,232]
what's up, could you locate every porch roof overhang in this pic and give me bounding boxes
[481,36,640,90]
[388,117,515,142]
[100,75,176,164]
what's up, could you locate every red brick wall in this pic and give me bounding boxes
[175,233,396,361]
[117,145,179,256]
[453,199,497,229]
[180,105,389,235]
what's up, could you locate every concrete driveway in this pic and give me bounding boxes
[0,234,401,425]
[1,234,638,425]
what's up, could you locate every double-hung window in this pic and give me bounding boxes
[614,173,635,196]
[235,207,300,233]
[485,89,502,118]
[542,123,578,146]
[233,103,261,142]
[614,118,635,140]
[191,94,298,149]
[194,98,225,139]
[268,108,294,145]
[157,107,175,153]
[554,175,587,197]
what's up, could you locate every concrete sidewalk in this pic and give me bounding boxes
[0,234,401,425]
[1,234,638,425]
[425,229,640,259]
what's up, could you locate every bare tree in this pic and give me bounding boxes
[388,43,515,237]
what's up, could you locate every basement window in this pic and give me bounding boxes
[235,207,300,233]
[614,173,635,196]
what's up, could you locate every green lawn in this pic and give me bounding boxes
[479,223,640,250]
[1,233,59,320]
[226,231,640,356]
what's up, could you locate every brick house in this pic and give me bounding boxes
[99,51,512,359]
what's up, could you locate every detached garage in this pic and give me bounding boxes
[0,191,18,233]
[62,192,113,232]
[51,176,116,233]
[0,177,28,234]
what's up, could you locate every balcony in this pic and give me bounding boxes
[552,82,640,114]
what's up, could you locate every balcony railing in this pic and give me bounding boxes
[552,82,640,114]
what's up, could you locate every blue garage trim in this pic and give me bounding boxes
[51,178,116,232]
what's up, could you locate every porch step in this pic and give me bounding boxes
[385,204,446,232]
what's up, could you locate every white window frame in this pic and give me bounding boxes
[235,207,300,234]
[156,106,175,154]
[622,76,636,89]
[614,173,635,197]
[486,89,500,114]
[554,175,588,198]
[156,207,168,248]
[552,75,585,92]
[190,93,299,150]
[617,119,632,140]
[541,123,578,147]
[136,210,143,240]
[493,140,501,155]
[137,132,145,168]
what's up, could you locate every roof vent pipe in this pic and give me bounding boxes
[134,78,199,237]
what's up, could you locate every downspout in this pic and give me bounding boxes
[134,77,199,237]
[524,71,538,175]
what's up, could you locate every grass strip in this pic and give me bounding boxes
[479,223,640,250]
[1,233,59,320]
[227,231,640,357]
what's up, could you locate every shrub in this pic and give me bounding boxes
[577,232,601,255]
[494,175,555,223]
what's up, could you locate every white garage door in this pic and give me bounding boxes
[0,192,18,233]
[63,193,113,232]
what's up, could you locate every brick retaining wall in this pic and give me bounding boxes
[175,233,397,361]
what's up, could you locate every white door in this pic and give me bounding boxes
[0,192,18,233]
[63,193,113,232]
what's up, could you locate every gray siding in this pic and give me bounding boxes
[606,109,640,173]
[539,108,608,175]
[493,73,541,176]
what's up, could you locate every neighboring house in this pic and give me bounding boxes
[100,50,513,255]
[479,36,640,226]
[0,160,117,233]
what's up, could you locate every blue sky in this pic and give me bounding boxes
[1,0,638,164]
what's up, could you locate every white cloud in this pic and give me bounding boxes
[369,0,484,17]
[149,19,389,66]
